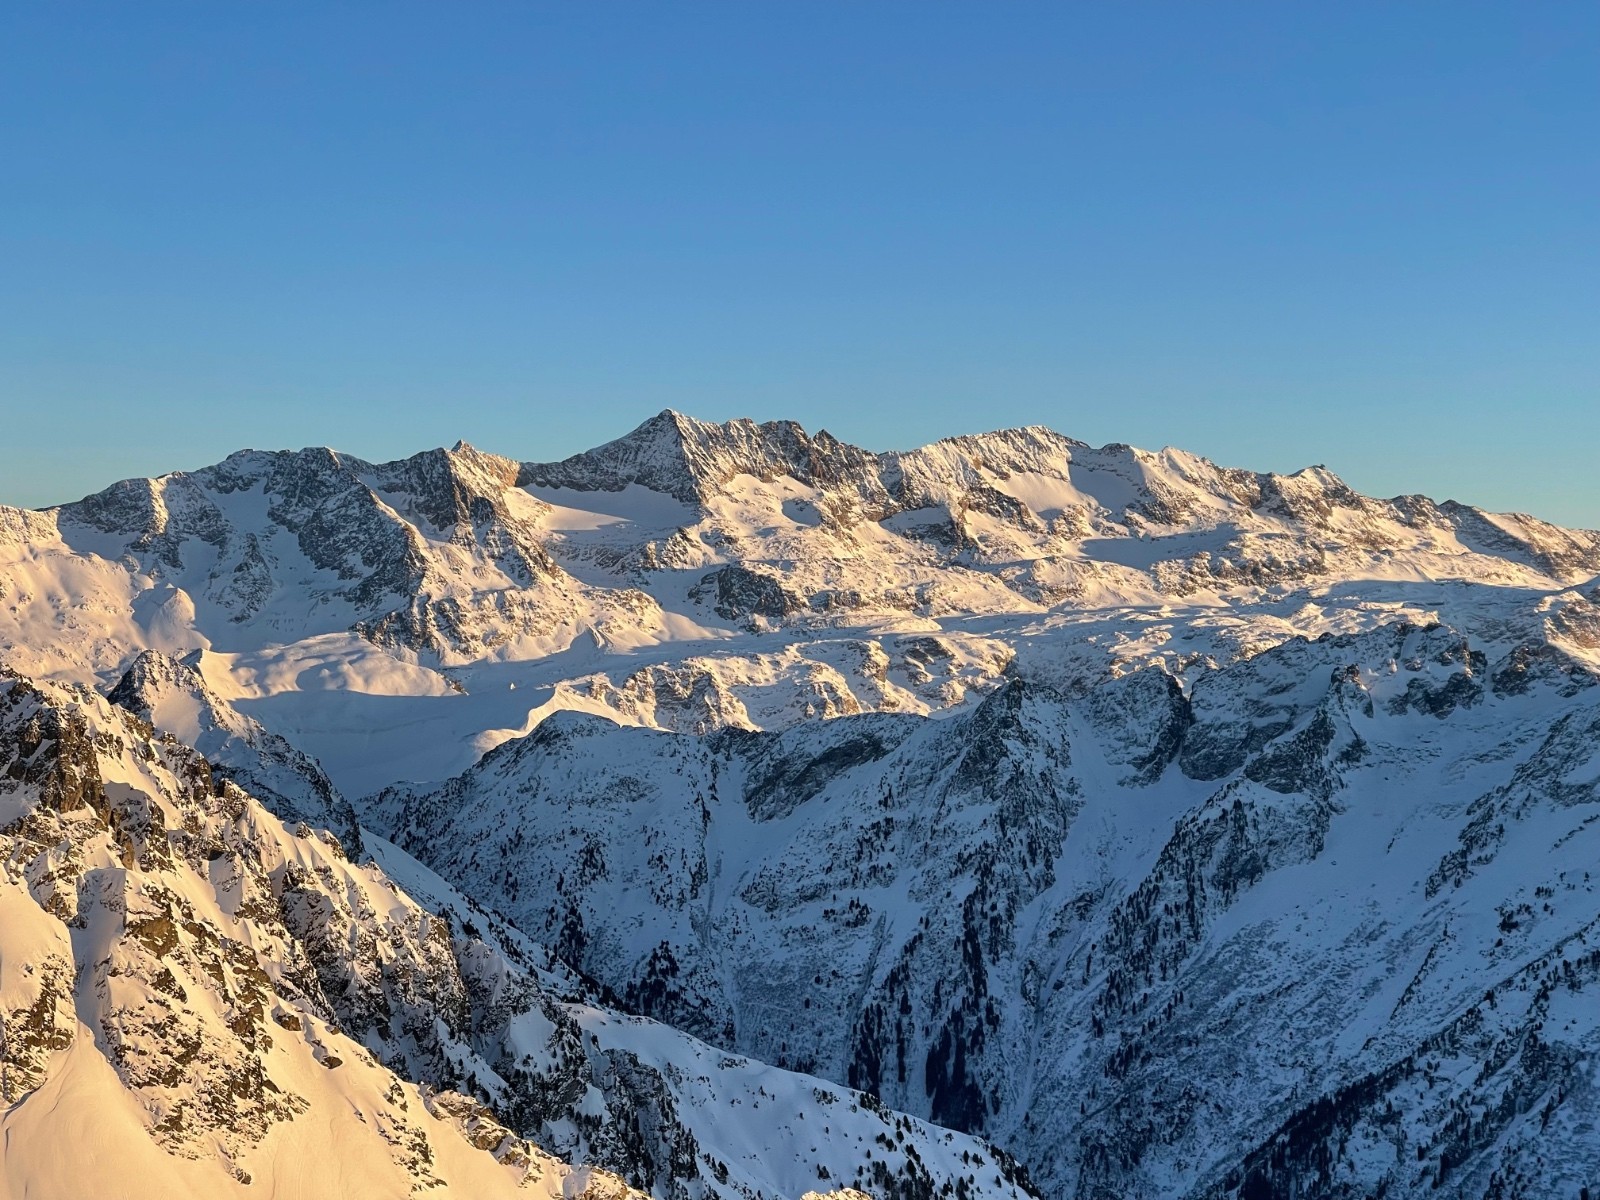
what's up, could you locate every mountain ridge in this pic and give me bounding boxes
[16,408,1597,536]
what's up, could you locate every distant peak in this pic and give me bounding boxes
[520,411,892,507]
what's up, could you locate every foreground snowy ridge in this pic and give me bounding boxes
[3,410,1600,1198]
[0,667,1036,1199]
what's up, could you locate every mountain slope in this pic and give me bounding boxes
[104,647,363,850]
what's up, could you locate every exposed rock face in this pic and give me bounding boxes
[522,410,893,516]
[695,564,809,626]
[27,441,625,666]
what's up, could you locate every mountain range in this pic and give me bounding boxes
[4,410,1599,1198]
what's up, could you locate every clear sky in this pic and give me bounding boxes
[2,3,1597,524]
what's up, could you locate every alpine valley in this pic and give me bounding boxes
[4,410,1600,1199]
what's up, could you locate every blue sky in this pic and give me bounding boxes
[2,3,1597,523]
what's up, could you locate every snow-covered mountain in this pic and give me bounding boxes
[7,411,1599,796]
[105,647,363,851]
[4,410,1600,1198]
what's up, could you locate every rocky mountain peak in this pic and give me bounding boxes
[104,645,206,704]
[519,409,886,510]
[106,648,362,851]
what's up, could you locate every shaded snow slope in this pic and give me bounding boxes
[380,623,1600,1198]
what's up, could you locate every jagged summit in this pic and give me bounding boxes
[519,408,885,508]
